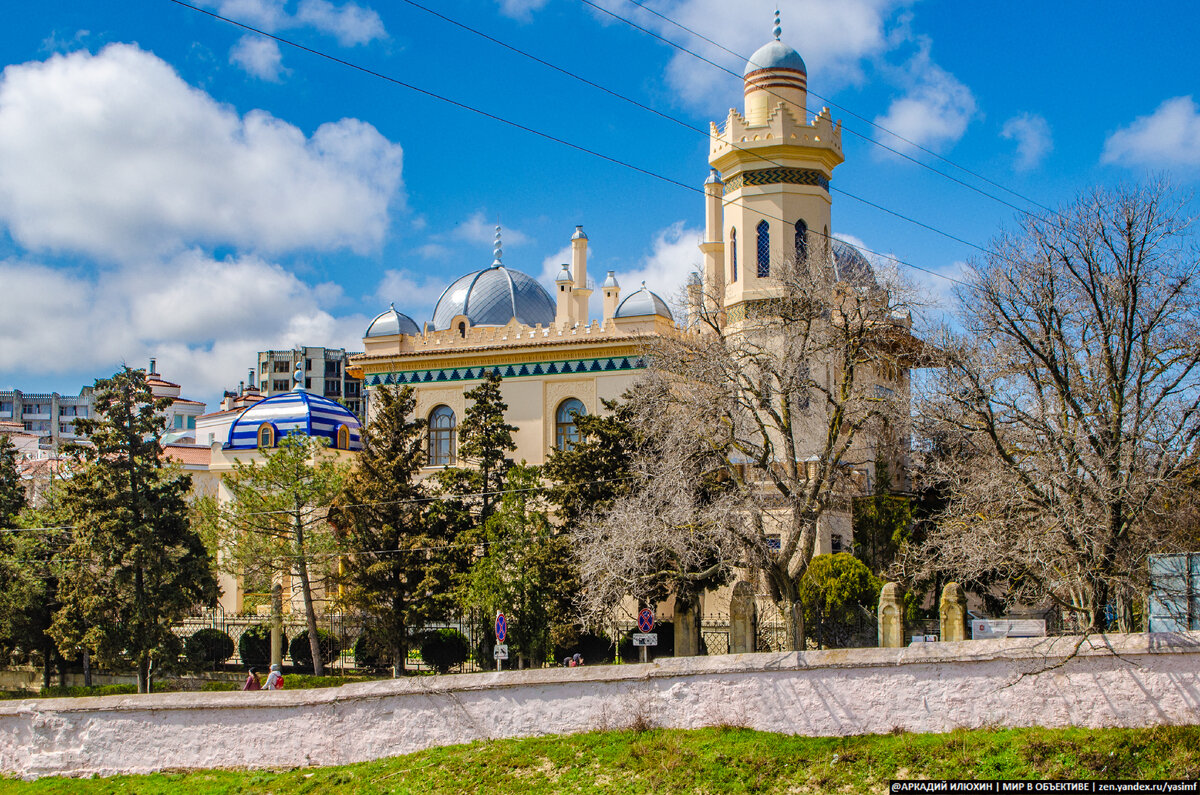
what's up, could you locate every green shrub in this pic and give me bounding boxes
[289,629,343,669]
[238,623,284,667]
[185,628,235,668]
[353,631,392,672]
[200,681,239,692]
[37,683,170,697]
[419,628,469,674]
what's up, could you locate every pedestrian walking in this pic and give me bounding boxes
[242,667,261,691]
[263,663,284,690]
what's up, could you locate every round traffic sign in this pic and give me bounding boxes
[637,607,654,633]
[495,612,507,643]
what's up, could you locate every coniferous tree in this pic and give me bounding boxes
[455,370,516,523]
[0,435,24,525]
[52,367,217,692]
[543,396,638,526]
[220,433,347,675]
[461,464,575,668]
[333,386,458,676]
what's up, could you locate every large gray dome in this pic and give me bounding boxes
[431,265,556,330]
[744,39,806,77]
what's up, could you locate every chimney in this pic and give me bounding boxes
[149,357,157,375]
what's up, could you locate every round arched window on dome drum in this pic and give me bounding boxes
[257,423,274,449]
[428,405,457,466]
[729,227,737,282]
[794,219,808,264]
[555,398,587,451]
[336,424,350,450]
[756,220,770,278]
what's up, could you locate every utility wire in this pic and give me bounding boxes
[164,0,975,287]
[598,0,1060,220]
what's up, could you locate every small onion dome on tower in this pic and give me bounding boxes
[743,10,807,124]
[225,389,363,451]
[556,264,573,284]
[365,303,420,337]
[831,238,877,287]
[430,225,556,330]
[602,271,620,289]
[613,282,674,321]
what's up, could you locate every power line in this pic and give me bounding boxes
[163,0,975,288]
[597,0,1060,220]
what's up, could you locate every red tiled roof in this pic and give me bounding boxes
[163,444,212,466]
[171,399,206,406]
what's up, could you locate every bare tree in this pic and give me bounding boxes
[914,182,1200,632]
[576,241,919,649]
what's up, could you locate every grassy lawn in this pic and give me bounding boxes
[2,725,1199,794]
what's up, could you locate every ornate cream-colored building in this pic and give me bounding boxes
[351,18,907,567]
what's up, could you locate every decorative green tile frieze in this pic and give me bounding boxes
[366,355,647,387]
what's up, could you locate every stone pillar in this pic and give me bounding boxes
[674,595,702,657]
[729,581,757,654]
[939,582,969,642]
[878,582,906,648]
[270,584,284,668]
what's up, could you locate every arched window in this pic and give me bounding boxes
[729,227,738,283]
[794,219,808,263]
[428,405,457,466]
[336,424,350,450]
[257,423,274,449]
[756,220,770,277]
[457,321,466,338]
[555,398,587,451]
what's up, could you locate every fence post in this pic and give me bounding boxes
[729,581,757,654]
[878,582,906,648]
[270,584,284,668]
[939,582,969,642]
[675,595,702,657]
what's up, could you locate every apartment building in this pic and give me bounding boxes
[0,387,93,449]
[256,346,364,418]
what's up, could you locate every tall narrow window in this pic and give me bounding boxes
[428,405,457,466]
[756,220,770,277]
[729,228,738,283]
[257,423,274,449]
[555,398,587,451]
[794,219,808,263]
[336,424,350,450]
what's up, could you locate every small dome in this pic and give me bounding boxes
[226,389,363,451]
[832,239,876,286]
[556,265,573,284]
[431,265,556,330]
[602,271,620,289]
[614,283,674,321]
[744,39,806,77]
[366,304,420,338]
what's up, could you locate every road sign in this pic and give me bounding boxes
[637,607,654,633]
[493,644,509,660]
[632,633,658,647]
[495,612,507,643]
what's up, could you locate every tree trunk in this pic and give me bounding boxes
[41,652,51,691]
[294,509,325,676]
[82,647,91,687]
[393,643,403,679]
[137,653,150,694]
[782,598,805,652]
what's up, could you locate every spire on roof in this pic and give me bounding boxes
[773,8,781,40]
[492,225,503,268]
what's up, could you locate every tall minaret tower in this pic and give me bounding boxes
[701,10,844,316]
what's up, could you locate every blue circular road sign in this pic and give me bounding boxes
[637,608,654,633]
[495,612,507,643]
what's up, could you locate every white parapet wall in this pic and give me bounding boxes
[3,632,1200,778]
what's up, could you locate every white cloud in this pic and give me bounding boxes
[296,0,387,46]
[1000,113,1052,171]
[230,35,289,81]
[0,44,404,262]
[374,269,449,320]
[586,0,908,114]
[497,0,550,22]
[1102,95,1200,168]
[0,253,367,402]
[211,0,289,30]
[453,211,530,248]
[873,40,976,153]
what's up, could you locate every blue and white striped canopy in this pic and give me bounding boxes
[226,389,363,451]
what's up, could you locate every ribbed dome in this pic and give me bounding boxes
[366,304,420,338]
[744,39,806,77]
[226,389,362,451]
[431,265,556,330]
[832,239,876,286]
[614,284,674,321]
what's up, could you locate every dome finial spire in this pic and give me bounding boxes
[773,8,781,40]
[492,225,503,268]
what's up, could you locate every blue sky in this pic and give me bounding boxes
[1,0,1197,408]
